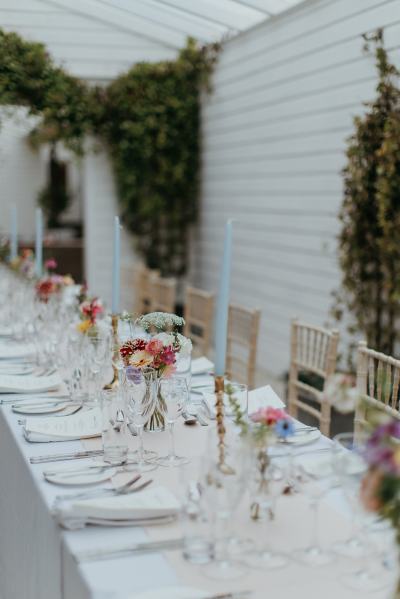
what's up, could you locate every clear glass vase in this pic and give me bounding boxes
[144,374,165,432]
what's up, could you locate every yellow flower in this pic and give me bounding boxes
[130,350,153,368]
[63,275,74,286]
[77,319,92,334]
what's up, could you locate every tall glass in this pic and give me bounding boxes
[101,388,128,464]
[125,366,158,472]
[157,375,190,467]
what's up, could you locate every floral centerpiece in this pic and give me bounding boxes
[120,312,192,431]
[35,273,73,302]
[10,248,35,279]
[77,296,104,335]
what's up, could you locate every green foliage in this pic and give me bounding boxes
[0,29,219,275]
[336,31,400,357]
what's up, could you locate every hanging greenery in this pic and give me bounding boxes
[0,29,219,276]
[334,30,400,357]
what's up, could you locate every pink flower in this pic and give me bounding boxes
[159,346,176,365]
[45,258,57,271]
[250,407,288,426]
[146,338,163,355]
[162,364,177,378]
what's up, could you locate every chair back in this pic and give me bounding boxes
[355,341,400,431]
[288,319,339,436]
[149,273,177,314]
[226,303,261,389]
[184,287,214,357]
[134,265,155,316]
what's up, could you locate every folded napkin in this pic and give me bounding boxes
[57,486,180,526]
[191,357,214,376]
[0,343,35,360]
[202,384,285,417]
[0,373,61,394]
[127,587,207,599]
[24,407,101,442]
[0,326,12,337]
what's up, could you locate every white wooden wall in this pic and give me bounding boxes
[0,108,45,240]
[196,0,400,383]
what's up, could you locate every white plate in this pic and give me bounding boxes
[12,402,70,415]
[282,428,321,446]
[44,467,116,486]
[127,587,206,599]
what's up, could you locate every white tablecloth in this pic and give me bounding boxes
[0,390,397,599]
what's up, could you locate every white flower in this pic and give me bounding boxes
[324,374,359,414]
[136,312,185,332]
[176,333,192,357]
[154,332,174,346]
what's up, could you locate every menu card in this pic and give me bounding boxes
[24,408,102,442]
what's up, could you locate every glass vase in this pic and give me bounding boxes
[144,375,166,432]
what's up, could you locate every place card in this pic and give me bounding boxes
[202,384,285,417]
[24,407,102,442]
[0,373,61,394]
[191,356,214,376]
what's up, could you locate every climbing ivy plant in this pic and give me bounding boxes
[334,30,400,356]
[0,29,219,276]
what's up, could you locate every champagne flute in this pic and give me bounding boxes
[157,375,189,467]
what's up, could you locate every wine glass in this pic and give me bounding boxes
[292,451,335,566]
[157,375,189,467]
[125,366,158,472]
[203,426,251,580]
[333,432,392,592]
[242,453,290,569]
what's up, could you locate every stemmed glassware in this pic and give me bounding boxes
[203,425,251,580]
[292,451,335,566]
[242,454,289,569]
[125,366,158,472]
[333,432,392,592]
[157,375,190,467]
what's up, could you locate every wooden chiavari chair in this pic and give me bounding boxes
[288,319,339,436]
[134,265,156,315]
[149,273,177,314]
[355,341,400,432]
[183,286,214,357]
[226,304,261,389]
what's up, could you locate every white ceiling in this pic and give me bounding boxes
[0,0,305,81]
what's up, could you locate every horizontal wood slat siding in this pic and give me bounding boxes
[196,0,400,380]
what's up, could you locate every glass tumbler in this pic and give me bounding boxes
[101,388,128,464]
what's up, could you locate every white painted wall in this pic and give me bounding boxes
[0,108,45,241]
[196,0,400,383]
[81,143,137,311]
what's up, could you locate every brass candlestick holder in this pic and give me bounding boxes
[215,374,226,469]
[104,313,119,390]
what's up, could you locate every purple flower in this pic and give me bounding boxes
[125,366,142,384]
[275,418,295,439]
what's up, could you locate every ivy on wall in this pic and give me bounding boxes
[0,29,219,276]
[334,30,400,357]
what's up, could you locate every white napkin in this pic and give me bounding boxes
[0,373,61,394]
[0,343,35,360]
[202,384,285,417]
[0,326,12,337]
[191,357,214,376]
[59,486,180,521]
[23,407,102,442]
[127,588,207,599]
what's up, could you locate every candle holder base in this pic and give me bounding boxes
[104,314,119,390]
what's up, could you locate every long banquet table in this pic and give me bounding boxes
[0,378,398,599]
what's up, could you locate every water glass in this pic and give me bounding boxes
[179,458,214,565]
[101,389,128,464]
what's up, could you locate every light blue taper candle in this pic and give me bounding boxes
[35,207,43,278]
[111,216,121,314]
[10,204,18,261]
[214,220,233,377]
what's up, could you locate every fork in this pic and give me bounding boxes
[53,476,153,504]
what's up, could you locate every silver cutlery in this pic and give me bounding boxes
[30,449,104,464]
[75,537,184,562]
[44,460,139,479]
[17,404,83,424]
[197,592,253,599]
[54,475,153,504]
[1,395,69,405]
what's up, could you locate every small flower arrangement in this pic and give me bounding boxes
[120,332,192,378]
[77,296,104,334]
[10,248,35,278]
[323,373,360,413]
[35,273,73,302]
[136,312,185,333]
[44,258,57,272]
